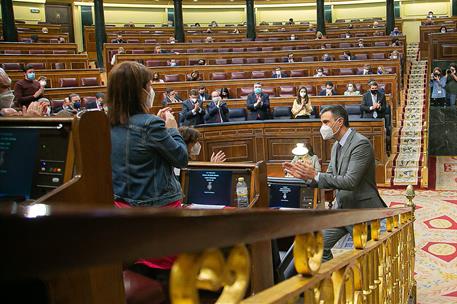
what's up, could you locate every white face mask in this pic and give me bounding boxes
[320,119,341,140]
[39,80,47,87]
[144,88,155,108]
[317,72,323,76]
[391,55,398,59]
[290,36,296,40]
[190,142,201,156]
[299,91,307,98]
[212,97,221,103]
[347,86,354,92]
[275,71,281,75]
[441,29,446,33]
[0,90,15,108]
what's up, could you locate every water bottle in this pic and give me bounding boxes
[236,177,249,208]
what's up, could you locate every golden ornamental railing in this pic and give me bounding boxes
[0,187,416,304]
[170,186,417,304]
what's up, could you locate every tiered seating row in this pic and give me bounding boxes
[8,69,103,88]
[147,59,400,82]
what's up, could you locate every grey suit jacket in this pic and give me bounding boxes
[314,130,386,209]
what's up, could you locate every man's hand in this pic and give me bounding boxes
[0,108,20,116]
[210,150,226,163]
[283,161,317,180]
[193,102,200,111]
[33,86,45,98]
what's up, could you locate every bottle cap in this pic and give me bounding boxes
[238,177,245,182]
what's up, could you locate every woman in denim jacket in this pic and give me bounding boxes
[108,62,188,295]
[108,61,188,208]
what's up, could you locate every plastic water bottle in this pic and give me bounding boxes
[236,177,249,208]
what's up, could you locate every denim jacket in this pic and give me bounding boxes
[111,114,188,206]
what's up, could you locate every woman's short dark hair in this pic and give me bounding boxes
[320,105,350,127]
[107,61,152,126]
[220,87,230,98]
[178,126,201,145]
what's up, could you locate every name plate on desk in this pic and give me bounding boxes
[268,177,315,209]
[187,170,233,206]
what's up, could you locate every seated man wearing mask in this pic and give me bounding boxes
[181,89,205,126]
[272,67,288,79]
[319,81,337,96]
[361,81,386,118]
[204,90,229,124]
[246,82,271,120]
[13,65,45,107]
[55,93,83,115]
[284,105,386,262]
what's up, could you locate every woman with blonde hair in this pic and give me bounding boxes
[292,86,313,119]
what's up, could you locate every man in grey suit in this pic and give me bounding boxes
[284,105,386,261]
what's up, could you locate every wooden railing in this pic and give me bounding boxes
[0,112,415,303]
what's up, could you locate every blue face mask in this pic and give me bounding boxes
[26,72,35,80]
[74,101,81,109]
[254,88,262,94]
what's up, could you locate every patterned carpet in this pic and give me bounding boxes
[380,189,457,304]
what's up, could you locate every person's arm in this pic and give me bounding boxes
[360,95,371,113]
[145,117,189,168]
[220,103,229,114]
[14,82,39,106]
[291,100,300,116]
[378,94,387,116]
[261,94,270,109]
[204,102,218,120]
[317,140,372,190]
[246,95,256,111]
[182,101,195,119]
[313,155,322,172]
[305,102,313,115]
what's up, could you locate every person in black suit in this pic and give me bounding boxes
[204,90,229,124]
[162,88,182,106]
[246,82,271,120]
[181,89,205,126]
[357,64,373,75]
[284,53,295,63]
[361,80,386,118]
[113,34,125,44]
[197,86,211,102]
[86,92,105,111]
[318,81,337,96]
[272,67,288,79]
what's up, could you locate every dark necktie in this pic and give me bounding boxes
[335,143,342,171]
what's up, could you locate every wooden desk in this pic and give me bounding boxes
[149,74,398,112]
[0,42,77,54]
[8,69,103,88]
[193,119,387,184]
[0,54,89,70]
[115,45,404,72]
[419,23,457,58]
[147,59,401,82]
[103,36,406,68]
[17,32,69,43]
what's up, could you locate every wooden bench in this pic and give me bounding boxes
[0,42,77,54]
[17,32,69,43]
[0,54,89,70]
[193,119,387,183]
[114,45,404,71]
[85,27,396,59]
[103,36,406,68]
[428,32,457,62]
[419,23,457,59]
[150,74,398,123]
[0,23,62,34]
[8,69,103,88]
[147,59,401,82]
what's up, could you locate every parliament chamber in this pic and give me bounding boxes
[1,0,457,303]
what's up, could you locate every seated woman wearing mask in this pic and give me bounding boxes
[179,126,226,163]
[344,83,360,96]
[292,86,313,119]
[108,62,188,293]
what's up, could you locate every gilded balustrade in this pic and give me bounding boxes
[170,186,416,304]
